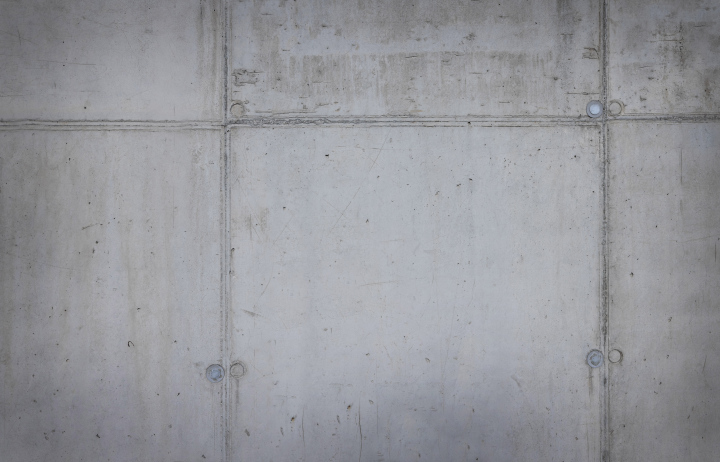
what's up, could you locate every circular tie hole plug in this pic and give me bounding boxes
[230,362,247,378]
[206,364,225,383]
[608,100,624,116]
[586,100,603,118]
[230,103,246,118]
[587,349,604,368]
[608,349,624,363]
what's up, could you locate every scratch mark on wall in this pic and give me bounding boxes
[511,374,522,390]
[301,407,305,448]
[369,131,390,171]
[677,234,720,244]
[360,280,399,287]
[3,251,74,271]
[358,402,363,462]
[326,131,391,238]
[326,184,363,237]
[242,309,263,318]
[272,216,294,246]
[254,264,275,305]
[35,59,101,67]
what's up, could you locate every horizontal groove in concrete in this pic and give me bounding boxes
[609,114,720,122]
[0,121,223,131]
[227,116,598,127]
[1,113,719,130]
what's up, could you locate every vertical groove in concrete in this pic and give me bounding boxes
[600,0,611,460]
[222,128,231,462]
[222,0,231,461]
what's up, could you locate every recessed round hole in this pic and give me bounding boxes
[608,349,623,363]
[230,362,247,378]
[230,103,246,118]
[608,100,624,116]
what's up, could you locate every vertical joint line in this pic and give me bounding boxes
[600,0,609,109]
[222,0,229,126]
[600,0,610,461]
[221,1,231,462]
[222,127,231,462]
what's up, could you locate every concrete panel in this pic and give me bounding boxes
[230,126,604,461]
[0,0,222,121]
[608,0,720,115]
[0,129,223,461]
[608,122,720,460]
[230,0,600,117]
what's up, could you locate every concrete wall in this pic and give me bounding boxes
[1,1,718,461]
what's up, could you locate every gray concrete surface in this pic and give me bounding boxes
[230,0,600,117]
[608,122,720,461]
[0,0,223,121]
[0,129,224,462]
[0,1,718,461]
[229,126,603,461]
[608,0,720,115]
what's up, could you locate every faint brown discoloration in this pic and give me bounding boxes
[233,69,261,86]
[231,0,599,116]
[583,47,599,59]
[609,0,720,113]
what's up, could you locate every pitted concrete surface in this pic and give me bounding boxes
[1,1,718,461]
[0,129,223,461]
[229,125,603,461]
[608,122,720,460]
[0,0,223,121]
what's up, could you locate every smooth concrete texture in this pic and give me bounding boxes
[1,0,719,461]
[230,0,600,117]
[609,0,720,115]
[608,122,720,461]
[0,0,223,121]
[229,126,604,461]
[0,129,223,461]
